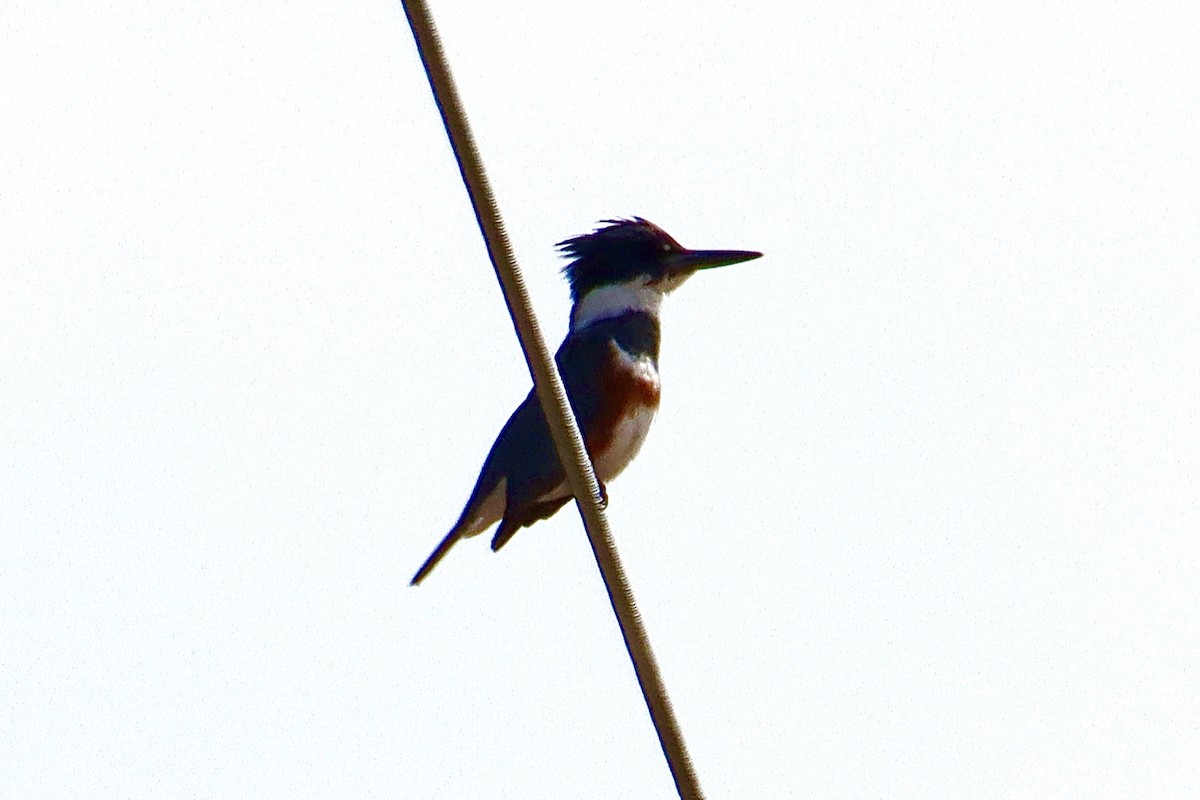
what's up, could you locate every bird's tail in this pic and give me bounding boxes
[410,473,505,586]
[410,526,462,586]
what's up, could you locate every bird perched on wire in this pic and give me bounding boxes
[410,217,761,585]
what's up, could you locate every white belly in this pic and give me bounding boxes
[593,403,657,482]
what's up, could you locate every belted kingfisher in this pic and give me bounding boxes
[410,217,761,585]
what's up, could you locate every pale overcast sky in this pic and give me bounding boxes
[3,2,1198,797]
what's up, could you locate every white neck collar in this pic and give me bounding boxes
[570,280,665,331]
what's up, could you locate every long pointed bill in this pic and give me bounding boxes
[664,248,763,276]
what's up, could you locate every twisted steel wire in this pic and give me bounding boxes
[401,2,704,797]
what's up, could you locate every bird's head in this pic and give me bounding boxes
[558,218,762,329]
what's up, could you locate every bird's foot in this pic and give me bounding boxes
[597,482,609,509]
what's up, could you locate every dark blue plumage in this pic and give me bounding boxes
[558,217,686,301]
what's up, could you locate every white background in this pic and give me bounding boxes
[3,2,1197,797]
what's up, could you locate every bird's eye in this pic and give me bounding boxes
[661,242,672,252]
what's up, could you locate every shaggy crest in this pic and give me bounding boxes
[557,218,684,301]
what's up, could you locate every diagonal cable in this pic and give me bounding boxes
[400,2,703,797]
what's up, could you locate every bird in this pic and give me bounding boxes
[410,217,762,585]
